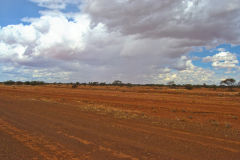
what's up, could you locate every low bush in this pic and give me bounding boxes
[16,81,24,85]
[72,84,78,88]
[184,84,193,90]
[3,80,15,85]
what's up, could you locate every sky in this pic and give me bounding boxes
[0,0,240,84]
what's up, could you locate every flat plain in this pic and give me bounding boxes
[0,84,240,160]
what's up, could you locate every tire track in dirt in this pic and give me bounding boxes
[6,97,239,158]
[0,99,191,160]
[118,123,239,153]
[46,102,240,158]
[0,98,152,160]
[110,119,240,152]
[58,128,196,160]
[0,118,83,160]
[38,98,240,154]
[57,131,139,160]
[0,107,140,160]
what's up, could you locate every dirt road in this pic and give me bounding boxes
[0,85,240,159]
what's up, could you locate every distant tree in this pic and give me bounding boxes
[125,83,133,87]
[167,81,176,88]
[167,81,175,85]
[203,83,207,88]
[4,80,15,85]
[99,82,106,86]
[24,81,30,85]
[72,84,78,88]
[211,85,217,90]
[89,82,99,86]
[184,84,193,90]
[16,81,23,85]
[112,80,122,85]
[220,78,236,86]
[220,78,236,91]
[29,81,45,85]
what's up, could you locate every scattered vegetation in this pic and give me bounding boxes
[167,81,177,88]
[224,123,231,129]
[181,109,186,112]
[1,79,240,90]
[3,80,45,86]
[209,119,219,127]
[220,78,236,91]
[72,83,78,88]
[3,80,15,85]
[231,115,238,120]
[220,78,236,86]
[188,116,193,119]
[112,80,123,85]
[184,84,193,90]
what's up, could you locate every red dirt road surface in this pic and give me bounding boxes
[0,85,240,160]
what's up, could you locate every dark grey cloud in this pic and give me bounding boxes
[83,0,240,43]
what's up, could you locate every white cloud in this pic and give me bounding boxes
[0,24,38,45]
[157,61,219,84]
[203,51,239,69]
[218,48,226,52]
[0,0,240,83]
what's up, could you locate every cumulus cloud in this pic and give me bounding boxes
[0,0,240,83]
[203,51,239,69]
[157,60,219,84]
[0,63,71,82]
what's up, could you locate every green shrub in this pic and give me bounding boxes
[184,84,193,90]
[3,80,15,85]
[16,81,24,85]
[72,84,78,88]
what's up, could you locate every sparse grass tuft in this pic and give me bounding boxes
[232,115,238,120]
[188,116,193,119]
[176,117,186,122]
[72,84,78,88]
[225,123,231,129]
[184,84,193,90]
[182,109,186,113]
[209,119,219,126]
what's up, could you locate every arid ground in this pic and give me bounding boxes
[0,85,240,160]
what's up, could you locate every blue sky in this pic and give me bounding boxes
[190,44,240,69]
[0,0,80,27]
[0,0,42,27]
[0,0,240,84]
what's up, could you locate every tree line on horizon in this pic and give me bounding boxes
[1,79,240,89]
[1,80,45,86]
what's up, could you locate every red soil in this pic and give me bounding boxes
[0,85,239,159]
